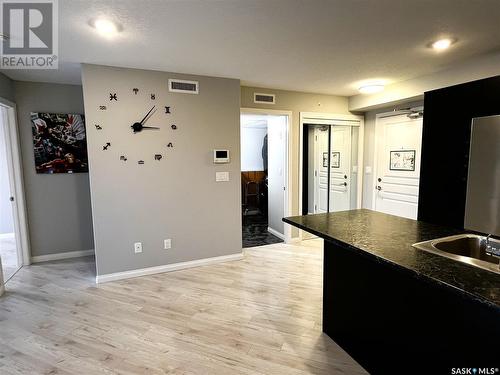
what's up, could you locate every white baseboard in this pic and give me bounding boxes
[267,226,285,240]
[0,232,15,240]
[96,252,244,284]
[31,249,95,263]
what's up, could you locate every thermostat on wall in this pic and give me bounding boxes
[213,149,230,163]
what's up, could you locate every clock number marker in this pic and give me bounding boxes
[165,106,171,114]
[120,155,127,162]
[138,160,145,165]
[167,142,173,148]
[99,105,107,110]
[133,88,139,95]
[154,154,162,161]
[109,93,118,101]
[171,124,177,130]
[103,142,111,151]
[95,124,102,130]
[151,94,156,100]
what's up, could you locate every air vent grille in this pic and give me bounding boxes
[168,79,199,94]
[254,93,275,104]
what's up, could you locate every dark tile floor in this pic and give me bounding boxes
[242,213,283,248]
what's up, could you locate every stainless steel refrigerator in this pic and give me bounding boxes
[465,115,500,236]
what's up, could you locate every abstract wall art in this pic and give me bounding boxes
[31,112,88,174]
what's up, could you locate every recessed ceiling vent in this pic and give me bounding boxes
[168,79,199,94]
[254,93,275,104]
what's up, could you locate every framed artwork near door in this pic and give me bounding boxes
[331,152,340,168]
[322,152,328,167]
[389,150,415,171]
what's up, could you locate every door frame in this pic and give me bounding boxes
[0,97,31,267]
[299,112,364,240]
[372,110,422,212]
[240,108,293,243]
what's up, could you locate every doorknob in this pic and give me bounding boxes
[9,196,14,202]
[344,175,347,179]
[378,178,382,182]
[334,182,347,187]
[376,186,382,191]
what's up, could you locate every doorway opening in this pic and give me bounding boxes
[0,101,29,284]
[240,111,290,248]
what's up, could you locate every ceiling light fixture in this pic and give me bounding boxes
[358,84,385,94]
[91,18,120,37]
[431,38,455,51]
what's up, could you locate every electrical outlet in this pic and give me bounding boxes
[164,239,172,250]
[134,242,142,253]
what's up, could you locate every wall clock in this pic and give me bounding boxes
[96,89,177,164]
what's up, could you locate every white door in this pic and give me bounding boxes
[374,114,423,219]
[329,126,351,212]
[0,105,22,282]
[267,116,287,236]
[314,127,329,213]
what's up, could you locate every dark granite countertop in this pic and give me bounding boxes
[283,209,500,310]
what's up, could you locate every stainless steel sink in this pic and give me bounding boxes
[413,234,500,274]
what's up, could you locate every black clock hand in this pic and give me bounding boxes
[140,106,156,125]
[131,123,160,133]
[132,106,158,133]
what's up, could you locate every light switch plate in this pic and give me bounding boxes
[216,171,229,182]
[365,166,372,174]
[134,242,142,253]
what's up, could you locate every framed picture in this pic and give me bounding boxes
[31,112,88,174]
[389,150,416,171]
[322,152,328,168]
[331,152,340,168]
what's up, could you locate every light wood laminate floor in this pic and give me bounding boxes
[0,240,367,374]
[0,234,19,282]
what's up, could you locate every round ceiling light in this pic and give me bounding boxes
[358,84,385,94]
[431,38,455,51]
[91,18,120,37]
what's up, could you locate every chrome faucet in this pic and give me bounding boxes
[485,234,500,269]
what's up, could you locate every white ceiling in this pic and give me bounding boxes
[3,0,500,96]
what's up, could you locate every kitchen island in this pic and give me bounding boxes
[283,209,500,374]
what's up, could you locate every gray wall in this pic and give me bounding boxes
[241,86,351,236]
[0,73,15,102]
[14,81,94,256]
[82,64,241,276]
[362,101,423,209]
